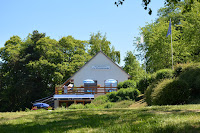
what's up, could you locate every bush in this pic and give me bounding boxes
[104,102,114,108]
[144,82,160,106]
[106,91,118,102]
[137,73,156,93]
[138,69,174,94]
[151,79,190,105]
[155,69,174,80]
[178,63,200,96]
[68,103,85,109]
[174,63,193,77]
[117,82,123,89]
[107,88,140,102]
[92,95,109,105]
[85,103,96,109]
[117,80,136,89]
[55,106,66,111]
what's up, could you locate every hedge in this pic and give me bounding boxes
[149,79,190,105]
[117,80,136,89]
[138,69,174,93]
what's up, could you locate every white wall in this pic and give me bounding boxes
[72,52,130,87]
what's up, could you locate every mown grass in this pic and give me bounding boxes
[0,104,200,133]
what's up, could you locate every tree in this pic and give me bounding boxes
[58,36,91,76]
[114,0,200,15]
[136,0,200,72]
[0,31,91,111]
[88,32,120,64]
[123,51,145,81]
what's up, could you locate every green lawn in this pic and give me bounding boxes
[1,104,200,133]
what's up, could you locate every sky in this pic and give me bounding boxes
[0,0,164,66]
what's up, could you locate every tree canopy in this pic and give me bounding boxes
[0,31,120,111]
[115,0,200,15]
[135,0,200,72]
[123,51,145,81]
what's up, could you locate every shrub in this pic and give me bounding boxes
[151,79,190,105]
[117,82,123,89]
[138,69,174,94]
[85,103,96,109]
[174,63,193,77]
[178,63,200,96]
[122,80,136,88]
[106,91,118,102]
[55,106,66,111]
[68,103,85,109]
[145,82,160,106]
[155,69,174,81]
[92,95,109,105]
[117,80,136,89]
[137,73,156,93]
[104,102,114,108]
[107,88,140,102]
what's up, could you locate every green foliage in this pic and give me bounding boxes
[178,63,200,96]
[151,79,190,105]
[85,103,96,109]
[144,82,160,106]
[123,51,145,81]
[55,106,67,111]
[107,88,140,102]
[174,63,192,77]
[122,80,137,88]
[111,100,133,108]
[88,32,120,64]
[68,103,85,109]
[92,95,109,106]
[155,69,174,80]
[117,82,123,89]
[106,91,118,102]
[103,102,114,108]
[145,63,200,105]
[0,30,122,111]
[117,80,136,89]
[136,1,200,72]
[0,30,92,111]
[138,69,174,93]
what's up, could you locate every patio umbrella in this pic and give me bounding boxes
[83,79,95,84]
[105,79,117,84]
[33,103,49,108]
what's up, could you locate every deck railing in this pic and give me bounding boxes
[55,86,118,94]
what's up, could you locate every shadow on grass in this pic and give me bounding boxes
[0,109,154,133]
[0,109,200,133]
[152,121,200,133]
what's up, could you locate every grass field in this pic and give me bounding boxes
[1,104,200,133]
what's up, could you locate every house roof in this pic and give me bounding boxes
[62,51,130,86]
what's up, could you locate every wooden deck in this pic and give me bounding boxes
[55,86,118,94]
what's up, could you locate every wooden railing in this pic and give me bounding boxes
[55,86,118,94]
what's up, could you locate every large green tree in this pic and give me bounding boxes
[0,31,90,111]
[136,0,200,72]
[88,32,120,64]
[123,51,145,81]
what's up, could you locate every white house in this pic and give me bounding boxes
[54,51,130,108]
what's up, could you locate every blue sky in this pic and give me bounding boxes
[0,0,164,66]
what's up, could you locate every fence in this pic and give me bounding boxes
[55,86,118,94]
